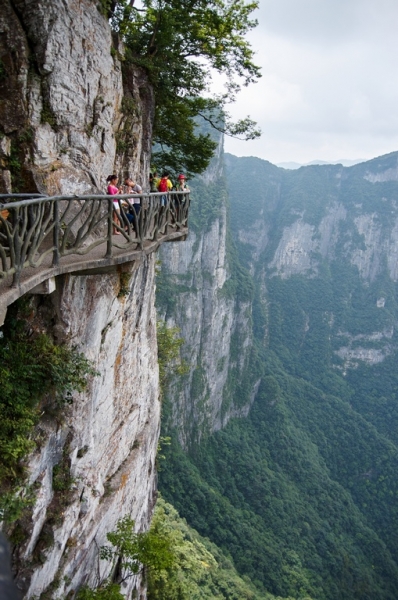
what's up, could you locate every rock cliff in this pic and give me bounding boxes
[0,0,153,195]
[0,1,160,598]
[158,140,259,446]
[15,259,159,599]
[225,151,398,371]
[158,150,398,454]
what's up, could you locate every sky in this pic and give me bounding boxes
[223,0,398,165]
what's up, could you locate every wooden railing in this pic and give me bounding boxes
[0,191,190,287]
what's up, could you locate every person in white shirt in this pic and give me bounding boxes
[124,177,142,213]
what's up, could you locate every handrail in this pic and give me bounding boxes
[0,191,180,209]
[0,191,190,287]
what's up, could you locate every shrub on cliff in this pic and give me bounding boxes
[0,308,97,522]
[157,320,188,393]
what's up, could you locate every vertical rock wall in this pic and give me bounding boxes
[159,142,257,447]
[0,1,160,598]
[15,257,160,599]
[0,0,153,195]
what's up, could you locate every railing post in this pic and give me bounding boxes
[106,197,113,258]
[53,199,60,267]
[12,207,22,288]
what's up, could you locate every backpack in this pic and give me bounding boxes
[158,177,168,193]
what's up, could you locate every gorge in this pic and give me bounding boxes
[2,1,398,599]
[158,149,398,599]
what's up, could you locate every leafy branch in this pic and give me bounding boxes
[108,0,261,175]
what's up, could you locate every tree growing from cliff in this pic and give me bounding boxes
[108,0,261,175]
[77,515,175,599]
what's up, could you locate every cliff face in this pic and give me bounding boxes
[0,1,160,598]
[225,152,398,371]
[0,0,153,194]
[158,142,258,446]
[158,150,398,451]
[223,153,398,281]
[16,259,159,598]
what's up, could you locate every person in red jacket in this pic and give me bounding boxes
[157,172,173,206]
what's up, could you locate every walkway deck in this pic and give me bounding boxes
[0,192,189,324]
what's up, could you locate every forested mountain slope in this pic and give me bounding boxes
[158,151,398,599]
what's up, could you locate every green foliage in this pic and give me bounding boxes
[77,582,124,600]
[100,515,174,577]
[52,457,74,494]
[157,436,171,464]
[7,130,34,191]
[97,0,113,17]
[117,271,132,298]
[40,99,57,129]
[77,513,175,598]
[8,139,23,191]
[160,381,398,599]
[0,309,97,522]
[157,320,188,391]
[109,0,261,175]
[148,496,283,600]
[0,487,35,525]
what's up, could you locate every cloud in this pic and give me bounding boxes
[225,0,398,163]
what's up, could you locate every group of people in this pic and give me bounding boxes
[106,175,143,234]
[149,171,190,194]
[106,171,189,235]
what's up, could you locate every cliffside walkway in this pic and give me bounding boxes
[0,191,190,324]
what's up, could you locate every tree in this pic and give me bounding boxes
[76,515,175,599]
[110,0,261,176]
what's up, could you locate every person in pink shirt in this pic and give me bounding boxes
[106,174,124,234]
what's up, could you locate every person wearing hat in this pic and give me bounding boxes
[176,173,189,192]
[173,174,189,224]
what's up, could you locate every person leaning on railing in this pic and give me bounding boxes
[124,177,142,215]
[174,174,189,221]
[157,172,173,206]
[176,173,189,193]
[149,171,160,193]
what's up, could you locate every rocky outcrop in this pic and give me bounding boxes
[0,0,153,195]
[268,220,317,278]
[334,326,395,371]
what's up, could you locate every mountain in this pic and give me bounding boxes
[158,149,398,600]
[276,158,366,169]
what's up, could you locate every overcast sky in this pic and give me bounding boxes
[223,0,398,165]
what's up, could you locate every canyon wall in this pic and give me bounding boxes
[159,150,398,453]
[158,142,259,446]
[14,258,159,599]
[0,0,153,195]
[225,151,398,372]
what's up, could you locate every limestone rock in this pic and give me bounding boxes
[14,257,160,599]
[0,0,152,195]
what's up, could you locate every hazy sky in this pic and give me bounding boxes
[224,0,398,165]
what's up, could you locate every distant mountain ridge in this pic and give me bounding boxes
[276,158,366,169]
